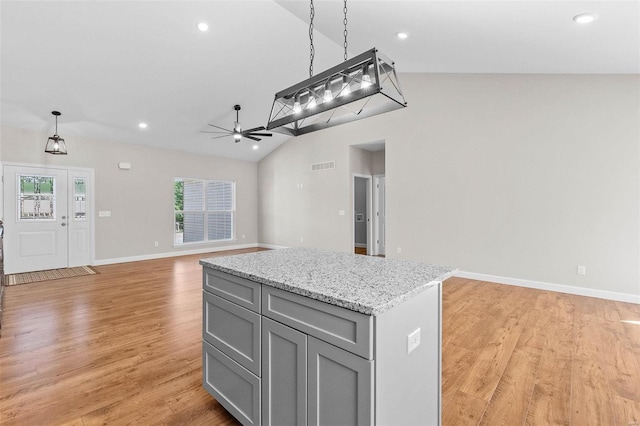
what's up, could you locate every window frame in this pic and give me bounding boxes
[174,177,236,246]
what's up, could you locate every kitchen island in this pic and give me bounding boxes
[200,247,454,426]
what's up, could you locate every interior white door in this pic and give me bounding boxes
[4,165,69,274]
[376,176,386,256]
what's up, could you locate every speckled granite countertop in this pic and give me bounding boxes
[200,248,455,316]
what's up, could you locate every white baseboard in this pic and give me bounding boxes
[258,243,288,250]
[93,243,259,266]
[454,271,640,305]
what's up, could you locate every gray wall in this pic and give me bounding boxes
[258,73,640,299]
[371,151,385,176]
[1,126,258,262]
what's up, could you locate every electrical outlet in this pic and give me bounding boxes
[242,234,246,239]
[407,328,421,354]
[397,247,402,254]
[577,265,586,275]
[154,241,158,247]
[300,236,304,243]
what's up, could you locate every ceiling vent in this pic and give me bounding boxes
[311,161,335,171]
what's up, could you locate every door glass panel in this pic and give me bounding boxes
[74,177,87,221]
[18,174,56,221]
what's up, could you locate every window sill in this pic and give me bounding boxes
[172,239,235,249]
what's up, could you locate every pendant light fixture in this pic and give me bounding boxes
[44,111,68,155]
[267,0,407,136]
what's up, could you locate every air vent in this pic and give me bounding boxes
[311,161,335,171]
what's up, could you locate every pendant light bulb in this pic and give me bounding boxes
[340,76,351,97]
[307,95,317,109]
[323,80,333,102]
[361,63,372,89]
[293,94,302,114]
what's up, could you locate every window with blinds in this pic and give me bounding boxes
[174,178,235,244]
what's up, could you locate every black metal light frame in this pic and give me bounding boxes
[267,48,407,136]
[44,111,68,155]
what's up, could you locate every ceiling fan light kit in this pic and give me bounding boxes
[203,104,273,143]
[266,0,406,137]
[44,111,68,155]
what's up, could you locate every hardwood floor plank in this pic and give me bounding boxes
[442,389,487,426]
[525,310,573,426]
[525,352,571,426]
[479,348,541,425]
[457,317,523,402]
[570,356,617,425]
[611,395,640,426]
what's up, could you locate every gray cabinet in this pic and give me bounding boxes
[308,336,373,426]
[261,317,307,426]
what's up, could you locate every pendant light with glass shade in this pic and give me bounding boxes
[266,0,407,136]
[44,111,68,155]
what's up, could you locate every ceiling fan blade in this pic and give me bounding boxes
[201,130,231,134]
[243,126,266,133]
[247,133,272,137]
[211,135,231,140]
[244,135,261,142]
[207,124,232,132]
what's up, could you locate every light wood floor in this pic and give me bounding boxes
[1,248,638,425]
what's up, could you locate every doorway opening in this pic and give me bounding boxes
[349,142,385,256]
[353,175,372,255]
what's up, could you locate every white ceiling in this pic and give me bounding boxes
[1,1,638,162]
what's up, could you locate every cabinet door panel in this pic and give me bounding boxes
[203,291,261,376]
[262,317,307,426]
[203,340,261,426]
[308,337,373,426]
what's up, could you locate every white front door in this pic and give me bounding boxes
[3,165,93,274]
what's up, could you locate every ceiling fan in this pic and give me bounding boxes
[203,105,272,143]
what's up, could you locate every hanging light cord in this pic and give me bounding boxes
[343,0,348,61]
[309,0,315,77]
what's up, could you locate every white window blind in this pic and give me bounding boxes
[174,178,235,244]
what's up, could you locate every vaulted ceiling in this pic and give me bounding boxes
[1,1,637,162]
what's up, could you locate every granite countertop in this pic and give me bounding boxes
[200,247,455,316]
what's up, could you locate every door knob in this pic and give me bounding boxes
[61,222,67,226]
[62,215,67,219]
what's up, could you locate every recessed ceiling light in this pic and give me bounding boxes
[573,13,598,24]
[252,144,259,150]
[138,122,148,129]
[197,22,209,32]
[397,32,409,39]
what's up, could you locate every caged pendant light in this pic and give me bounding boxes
[267,0,407,137]
[44,111,68,155]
